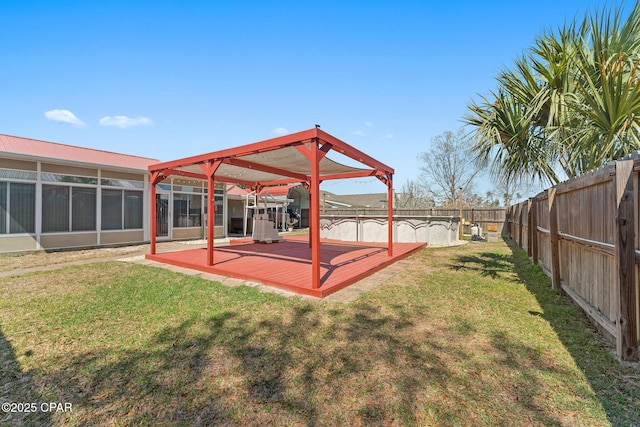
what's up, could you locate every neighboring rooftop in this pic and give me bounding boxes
[0,133,160,171]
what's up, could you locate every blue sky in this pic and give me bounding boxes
[1,0,613,196]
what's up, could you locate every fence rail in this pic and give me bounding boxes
[505,154,639,361]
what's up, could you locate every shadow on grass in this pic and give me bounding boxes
[0,326,51,426]
[504,238,640,425]
[8,296,589,426]
[448,251,514,279]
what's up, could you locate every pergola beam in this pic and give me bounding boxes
[164,169,207,180]
[224,157,308,181]
[320,170,379,181]
[316,128,394,174]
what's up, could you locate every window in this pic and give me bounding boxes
[42,185,69,232]
[0,182,5,234]
[101,189,143,230]
[123,191,143,229]
[42,173,97,185]
[0,170,36,180]
[72,187,96,231]
[42,185,97,232]
[214,189,223,226]
[1,182,36,234]
[101,189,122,230]
[100,178,144,189]
[10,183,35,233]
[173,194,202,227]
[204,189,224,226]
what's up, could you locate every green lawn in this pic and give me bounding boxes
[1,240,638,426]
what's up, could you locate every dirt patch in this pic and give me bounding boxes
[0,264,125,299]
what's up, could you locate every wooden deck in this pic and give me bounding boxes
[146,236,425,298]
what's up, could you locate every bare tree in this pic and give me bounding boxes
[491,176,534,206]
[419,129,484,207]
[395,179,433,208]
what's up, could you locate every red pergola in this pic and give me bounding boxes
[147,127,394,290]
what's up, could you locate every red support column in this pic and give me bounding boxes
[387,175,393,256]
[295,141,331,290]
[310,141,321,289]
[200,161,221,267]
[207,174,215,266]
[308,187,313,249]
[150,172,158,255]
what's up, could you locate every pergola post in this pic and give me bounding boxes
[375,173,394,256]
[148,171,166,255]
[387,174,393,256]
[308,186,313,249]
[149,172,159,255]
[200,160,221,266]
[310,140,321,289]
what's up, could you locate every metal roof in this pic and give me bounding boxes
[261,184,299,197]
[226,183,251,196]
[0,133,159,171]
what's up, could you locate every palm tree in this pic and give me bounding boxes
[569,4,640,166]
[466,89,559,185]
[465,1,640,185]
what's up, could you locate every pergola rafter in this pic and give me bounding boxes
[148,127,395,290]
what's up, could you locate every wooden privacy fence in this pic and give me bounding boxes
[506,154,639,361]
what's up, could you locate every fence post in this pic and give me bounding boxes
[511,205,515,239]
[531,197,538,265]
[614,159,638,361]
[505,206,509,238]
[527,199,533,258]
[518,203,524,249]
[548,188,561,291]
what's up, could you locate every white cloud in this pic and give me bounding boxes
[44,109,86,128]
[365,121,373,127]
[384,133,393,139]
[272,127,289,135]
[99,115,153,129]
[352,130,366,136]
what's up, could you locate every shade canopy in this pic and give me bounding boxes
[147,128,394,186]
[148,127,395,291]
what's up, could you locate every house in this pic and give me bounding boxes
[0,133,230,253]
